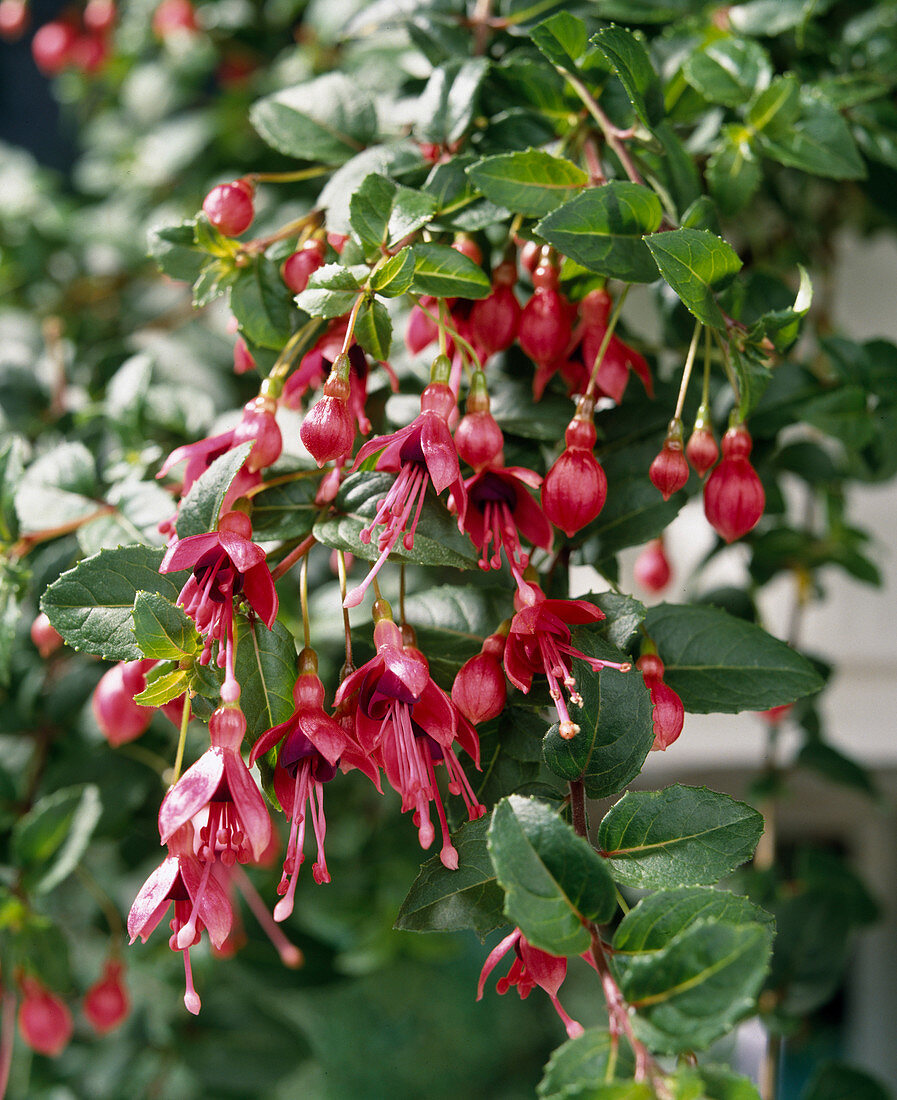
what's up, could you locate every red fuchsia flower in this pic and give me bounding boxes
[128,821,233,1015]
[459,464,552,589]
[685,403,718,478]
[335,606,485,868]
[17,976,73,1056]
[633,536,672,594]
[636,654,685,751]
[249,649,380,920]
[649,419,690,501]
[703,424,765,543]
[343,358,467,608]
[233,335,256,375]
[562,288,652,404]
[232,394,282,473]
[300,352,355,465]
[520,261,574,398]
[30,612,63,658]
[83,959,129,1035]
[505,584,631,739]
[468,261,522,361]
[92,659,156,746]
[452,630,508,725]
[160,510,277,696]
[477,928,584,1039]
[541,398,607,537]
[158,704,272,871]
[454,371,505,471]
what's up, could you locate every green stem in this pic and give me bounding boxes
[170,692,191,785]
[556,67,645,186]
[673,320,702,421]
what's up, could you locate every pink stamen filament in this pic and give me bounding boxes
[424,750,457,869]
[309,781,329,884]
[183,948,201,1015]
[176,854,215,949]
[230,865,303,967]
[274,762,310,922]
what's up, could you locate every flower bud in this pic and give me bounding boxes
[18,977,73,1057]
[469,269,521,359]
[233,396,282,472]
[703,425,765,543]
[686,405,718,478]
[452,634,507,725]
[233,336,255,375]
[83,960,130,1035]
[541,401,607,536]
[649,421,689,501]
[30,612,63,658]
[202,180,254,237]
[454,372,504,469]
[282,239,326,294]
[300,396,353,466]
[519,263,571,370]
[636,655,684,751]
[633,537,672,593]
[405,297,440,354]
[0,0,29,40]
[93,661,155,747]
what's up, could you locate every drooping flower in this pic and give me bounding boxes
[541,397,607,537]
[458,465,552,588]
[300,352,356,465]
[30,612,63,658]
[520,260,575,398]
[504,584,630,739]
[649,419,690,501]
[17,976,73,1056]
[686,403,719,478]
[92,658,156,746]
[158,704,272,869]
[468,261,521,361]
[453,370,505,471]
[159,510,277,696]
[636,654,684,751]
[703,424,765,542]
[335,604,485,868]
[83,959,130,1035]
[343,357,467,608]
[633,536,672,594]
[127,821,233,1014]
[249,649,379,920]
[477,928,583,1039]
[563,288,652,403]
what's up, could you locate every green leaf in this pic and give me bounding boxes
[192,256,239,308]
[614,918,772,1051]
[796,740,877,797]
[543,630,654,799]
[417,57,489,146]
[349,174,438,250]
[801,386,875,449]
[682,36,772,108]
[643,603,825,713]
[538,1029,635,1099]
[369,247,415,296]
[645,228,743,329]
[0,437,25,543]
[488,795,617,956]
[394,815,506,937]
[134,665,189,706]
[590,26,664,130]
[535,182,663,283]
[313,471,477,570]
[16,442,99,535]
[756,100,866,181]
[250,73,377,163]
[354,298,393,360]
[0,560,26,686]
[707,127,762,216]
[409,243,491,299]
[147,219,208,283]
[41,545,187,662]
[698,1066,762,1100]
[77,479,173,556]
[401,583,511,673]
[745,264,812,356]
[295,263,367,320]
[248,475,320,541]
[746,74,800,137]
[234,616,297,743]
[132,591,202,660]
[613,886,773,954]
[467,151,588,218]
[598,785,764,889]
[12,785,102,894]
[582,465,687,563]
[475,706,545,807]
[801,1063,890,1100]
[589,591,646,651]
[176,441,254,539]
[728,0,833,37]
[530,12,590,70]
[230,255,295,350]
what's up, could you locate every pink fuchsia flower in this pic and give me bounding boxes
[158,704,272,869]
[452,630,508,725]
[83,959,130,1035]
[633,536,672,594]
[570,288,652,403]
[160,510,277,697]
[335,606,485,868]
[703,424,765,542]
[300,353,356,466]
[343,357,467,608]
[649,419,690,501]
[453,370,505,471]
[505,584,630,739]
[458,465,552,589]
[249,649,379,920]
[17,976,73,1056]
[520,260,574,387]
[541,399,607,537]
[127,821,233,1014]
[477,928,584,1040]
[686,403,719,478]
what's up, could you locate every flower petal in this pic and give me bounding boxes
[180,857,233,949]
[218,531,266,572]
[477,929,520,1000]
[158,750,225,844]
[420,416,460,495]
[160,532,221,573]
[222,754,272,862]
[127,857,179,943]
[242,563,278,628]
